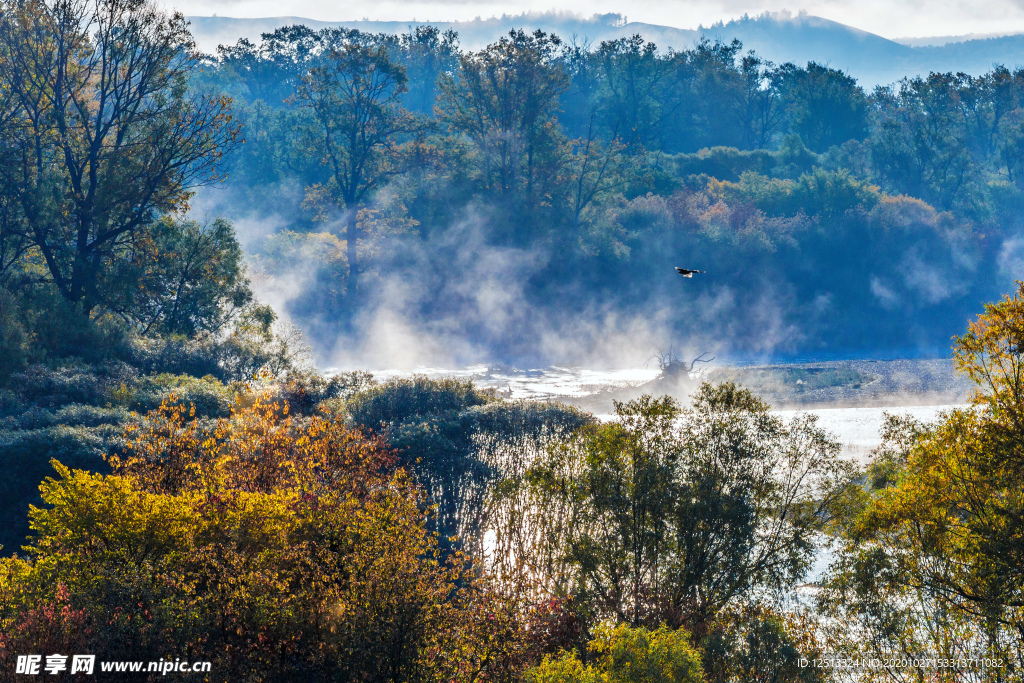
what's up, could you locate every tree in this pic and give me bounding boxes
[295,28,415,299]
[397,26,460,116]
[0,63,32,288]
[777,62,867,152]
[684,38,746,151]
[104,217,252,337]
[492,385,852,638]
[439,29,568,239]
[738,52,785,150]
[869,73,979,211]
[593,35,667,151]
[0,0,239,315]
[345,376,595,556]
[819,283,1024,680]
[217,24,322,107]
[0,393,526,681]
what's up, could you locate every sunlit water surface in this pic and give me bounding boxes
[371,363,662,400]
[367,364,959,462]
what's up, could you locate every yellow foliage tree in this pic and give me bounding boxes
[820,282,1024,680]
[0,393,528,681]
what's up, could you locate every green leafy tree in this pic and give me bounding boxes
[0,0,239,314]
[439,29,568,240]
[398,26,460,116]
[346,376,595,556]
[870,73,980,212]
[593,35,668,151]
[105,217,252,337]
[777,62,867,152]
[738,52,785,150]
[493,385,852,638]
[295,28,415,299]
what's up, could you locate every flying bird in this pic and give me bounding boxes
[675,267,704,277]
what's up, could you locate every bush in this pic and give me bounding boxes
[130,373,235,418]
[14,287,131,364]
[528,623,704,683]
[126,334,224,379]
[280,369,375,416]
[346,376,493,429]
[0,424,113,553]
[10,362,137,408]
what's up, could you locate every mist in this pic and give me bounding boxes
[185,20,1024,376]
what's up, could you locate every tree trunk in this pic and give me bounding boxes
[346,208,358,299]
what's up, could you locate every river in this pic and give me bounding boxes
[369,363,960,463]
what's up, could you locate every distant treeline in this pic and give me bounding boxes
[3,9,1024,362]
[198,24,1024,358]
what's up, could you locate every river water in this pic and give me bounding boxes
[370,363,959,463]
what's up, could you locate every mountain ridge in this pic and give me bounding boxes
[187,11,1024,87]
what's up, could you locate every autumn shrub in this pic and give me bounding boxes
[527,622,704,683]
[0,423,114,554]
[0,394,529,681]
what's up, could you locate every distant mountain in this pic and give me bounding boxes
[893,32,1017,47]
[186,11,1024,88]
[912,34,1024,76]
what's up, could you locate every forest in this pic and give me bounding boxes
[1,0,1023,680]
[196,20,1024,361]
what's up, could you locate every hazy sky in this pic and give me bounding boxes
[164,0,1024,41]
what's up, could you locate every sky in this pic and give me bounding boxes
[161,0,1024,42]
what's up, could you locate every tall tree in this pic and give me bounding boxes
[295,29,414,298]
[492,386,851,637]
[777,62,867,152]
[737,52,784,150]
[397,26,459,116]
[0,0,239,314]
[438,29,568,239]
[870,73,977,211]
[0,65,31,286]
[594,35,667,150]
[821,284,1024,679]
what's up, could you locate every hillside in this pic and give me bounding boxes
[186,11,1024,87]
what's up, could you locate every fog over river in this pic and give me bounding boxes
[366,362,962,463]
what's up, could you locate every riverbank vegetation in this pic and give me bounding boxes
[2,0,1024,679]
[4,286,1024,681]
